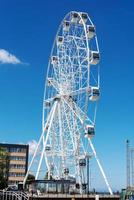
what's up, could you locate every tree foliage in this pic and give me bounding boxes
[0,147,9,189]
[26,174,35,183]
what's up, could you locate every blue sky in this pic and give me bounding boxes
[0,0,134,190]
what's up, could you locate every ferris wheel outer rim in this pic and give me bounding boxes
[42,11,100,132]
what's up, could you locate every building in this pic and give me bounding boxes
[0,143,29,186]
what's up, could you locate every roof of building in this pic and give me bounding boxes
[0,143,29,148]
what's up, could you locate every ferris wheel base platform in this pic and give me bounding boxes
[28,194,120,200]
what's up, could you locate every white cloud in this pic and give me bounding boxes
[28,140,38,156]
[0,49,21,64]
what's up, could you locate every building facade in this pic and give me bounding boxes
[0,143,29,186]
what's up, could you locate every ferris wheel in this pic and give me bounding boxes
[23,11,112,195]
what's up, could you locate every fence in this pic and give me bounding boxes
[0,190,29,200]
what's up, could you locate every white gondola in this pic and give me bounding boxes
[57,36,64,46]
[85,125,95,138]
[63,20,70,32]
[45,101,51,108]
[51,56,59,65]
[79,158,86,167]
[79,12,88,24]
[87,25,95,39]
[64,168,69,175]
[71,12,79,23]
[90,51,100,65]
[45,145,51,151]
[47,78,53,86]
[89,86,100,101]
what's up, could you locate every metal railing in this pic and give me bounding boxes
[0,190,29,200]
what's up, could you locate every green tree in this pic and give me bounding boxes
[0,147,9,189]
[26,174,35,184]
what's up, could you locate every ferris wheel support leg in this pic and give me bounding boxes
[75,135,83,194]
[87,156,90,193]
[43,136,50,174]
[88,138,113,195]
[23,132,44,187]
[76,162,83,194]
[23,101,56,187]
[35,101,58,180]
[58,102,65,176]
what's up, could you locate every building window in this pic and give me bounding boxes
[9,156,26,161]
[9,172,25,177]
[9,148,26,153]
[9,164,25,169]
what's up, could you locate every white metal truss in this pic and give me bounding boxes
[23,11,113,195]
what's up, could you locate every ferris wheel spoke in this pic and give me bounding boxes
[68,86,89,97]
[62,102,76,151]
[47,78,60,93]
[62,96,93,125]
[63,97,83,125]
[73,36,84,95]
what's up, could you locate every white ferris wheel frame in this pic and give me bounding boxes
[23,11,113,195]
